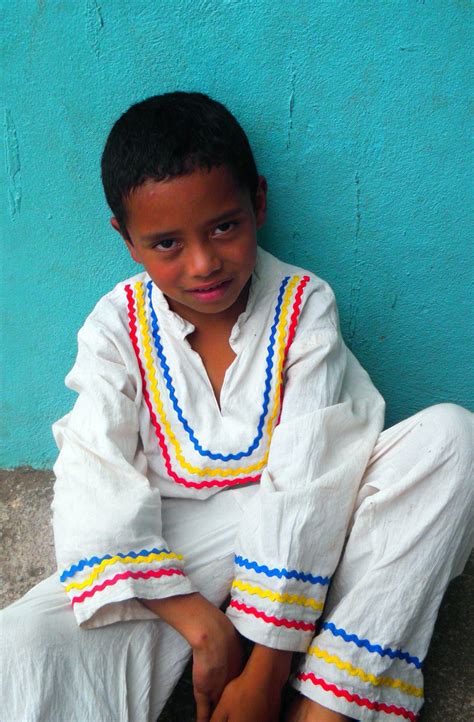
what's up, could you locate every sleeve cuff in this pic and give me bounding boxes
[59,546,195,627]
[226,555,330,652]
[226,600,315,652]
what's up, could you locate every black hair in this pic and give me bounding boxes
[101,92,259,238]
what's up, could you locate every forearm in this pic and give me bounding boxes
[140,592,229,648]
[143,593,244,720]
[243,643,292,689]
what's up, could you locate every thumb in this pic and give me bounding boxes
[194,690,212,722]
[209,698,228,722]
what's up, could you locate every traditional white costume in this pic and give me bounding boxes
[1,248,472,722]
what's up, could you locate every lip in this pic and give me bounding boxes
[186,278,233,302]
[187,278,231,292]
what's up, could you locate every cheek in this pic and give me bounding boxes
[229,231,257,257]
[236,237,258,269]
[147,260,181,288]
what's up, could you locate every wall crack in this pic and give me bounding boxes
[4,109,22,220]
[348,171,362,347]
[286,56,296,150]
[85,0,104,59]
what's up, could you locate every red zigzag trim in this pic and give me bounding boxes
[277,275,310,423]
[296,672,419,721]
[229,599,315,632]
[71,568,185,605]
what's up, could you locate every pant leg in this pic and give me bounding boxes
[0,485,258,722]
[291,404,473,722]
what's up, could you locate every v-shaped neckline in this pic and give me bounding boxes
[147,271,260,417]
[124,269,311,491]
[142,275,294,460]
[184,339,238,416]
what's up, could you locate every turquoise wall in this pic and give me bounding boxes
[2,1,473,468]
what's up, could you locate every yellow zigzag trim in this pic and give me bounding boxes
[232,579,324,611]
[64,552,183,592]
[307,646,423,698]
[134,276,300,477]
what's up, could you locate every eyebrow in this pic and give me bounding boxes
[140,207,245,245]
[207,207,244,224]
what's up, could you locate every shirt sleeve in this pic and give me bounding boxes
[52,301,196,628]
[226,279,385,651]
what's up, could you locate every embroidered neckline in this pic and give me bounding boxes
[125,275,309,487]
[146,276,292,460]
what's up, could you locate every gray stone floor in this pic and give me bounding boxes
[1,468,472,721]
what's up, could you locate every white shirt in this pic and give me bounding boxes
[52,247,385,649]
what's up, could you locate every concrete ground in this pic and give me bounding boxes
[1,467,472,722]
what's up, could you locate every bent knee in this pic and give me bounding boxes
[417,404,473,500]
[425,402,472,426]
[417,403,472,450]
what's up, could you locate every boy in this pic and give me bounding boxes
[1,92,472,722]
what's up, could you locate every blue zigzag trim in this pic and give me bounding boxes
[59,547,173,582]
[146,276,290,460]
[322,622,422,668]
[234,555,331,585]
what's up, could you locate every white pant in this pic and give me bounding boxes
[1,404,473,722]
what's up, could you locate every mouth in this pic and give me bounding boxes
[188,279,231,292]
[186,278,232,301]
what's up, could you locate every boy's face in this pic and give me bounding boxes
[112,166,266,327]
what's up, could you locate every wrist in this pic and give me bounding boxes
[190,605,235,652]
[243,644,292,690]
[140,593,230,649]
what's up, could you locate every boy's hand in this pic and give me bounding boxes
[209,674,280,722]
[210,644,292,722]
[140,593,244,722]
[192,614,244,722]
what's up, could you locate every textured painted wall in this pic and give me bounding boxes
[2,1,473,467]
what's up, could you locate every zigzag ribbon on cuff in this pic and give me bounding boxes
[229,599,316,632]
[307,646,423,698]
[231,579,324,612]
[234,555,331,585]
[70,568,185,606]
[59,547,177,583]
[64,551,183,592]
[322,622,422,668]
[296,672,419,721]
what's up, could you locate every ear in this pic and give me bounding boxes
[254,175,268,229]
[110,217,124,236]
[110,217,141,264]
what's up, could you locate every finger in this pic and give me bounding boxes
[194,691,212,722]
[209,701,228,722]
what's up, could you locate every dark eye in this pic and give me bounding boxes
[155,238,178,251]
[214,222,236,236]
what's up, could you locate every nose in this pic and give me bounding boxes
[187,241,222,279]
